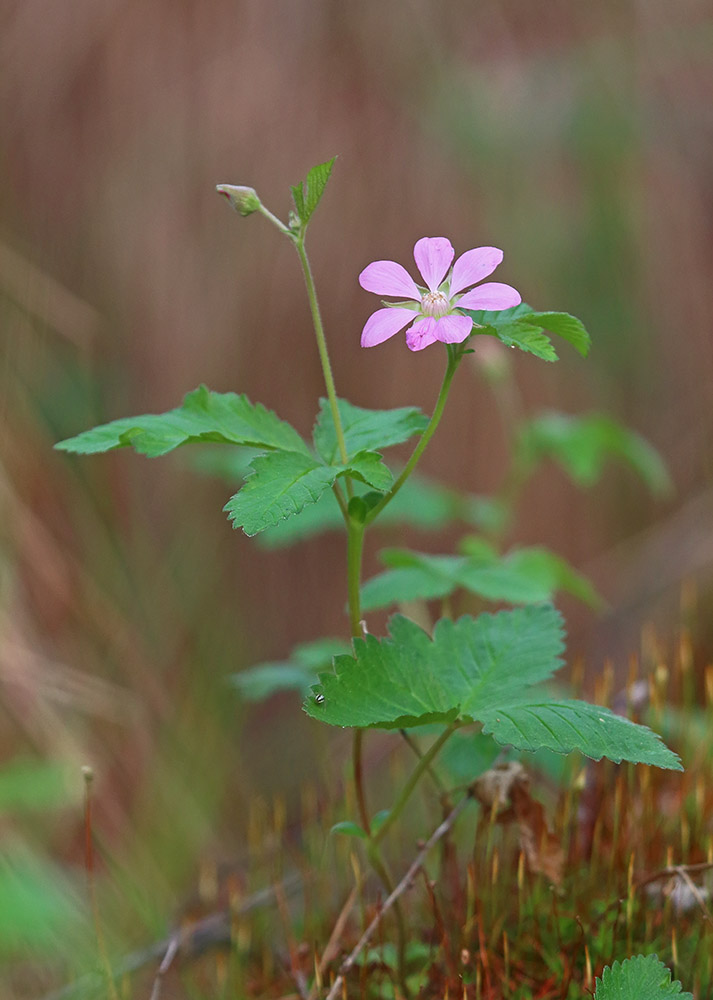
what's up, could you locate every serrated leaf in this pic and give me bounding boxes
[313,398,428,464]
[55,385,310,458]
[304,157,337,220]
[467,303,590,358]
[305,608,681,769]
[225,450,392,535]
[360,545,600,612]
[330,821,368,840]
[225,451,338,535]
[521,311,591,357]
[480,700,681,769]
[291,157,336,225]
[595,955,692,1000]
[517,412,671,494]
[256,475,466,549]
[492,322,558,361]
[343,451,393,491]
[306,605,565,729]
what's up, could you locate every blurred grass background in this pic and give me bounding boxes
[1,0,712,992]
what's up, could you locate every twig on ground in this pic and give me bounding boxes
[41,873,302,1000]
[323,791,473,1000]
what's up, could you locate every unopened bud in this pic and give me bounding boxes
[215,184,261,217]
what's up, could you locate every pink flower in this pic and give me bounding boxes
[359,237,521,351]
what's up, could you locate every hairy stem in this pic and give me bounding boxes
[366,345,463,524]
[294,238,350,473]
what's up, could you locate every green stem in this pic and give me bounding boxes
[294,237,350,472]
[374,722,459,847]
[346,519,365,639]
[257,204,292,237]
[366,345,462,525]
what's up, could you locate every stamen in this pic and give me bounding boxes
[421,291,450,318]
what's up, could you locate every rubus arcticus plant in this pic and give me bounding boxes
[56,159,684,998]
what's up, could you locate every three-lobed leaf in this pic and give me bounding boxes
[595,955,692,1000]
[313,397,428,464]
[231,637,352,702]
[465,303,591,360]
[517,412,671,494]
[254,475,479,549]
[224,449,392,535]
[304,607,681,770]
[360,543,601,612]
[55,385,310,458]
[306,605,566,729]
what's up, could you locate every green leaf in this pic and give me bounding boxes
[467,303,590,358]
[306,605,566,729]
[480,700,681,768]
[460,542,602,608]
[520,311,591,357]
[491,322,558,361]
[224,449,391,535]
[230,637,352,702]
[230,664,318,701]
[55,385,310,458]
[292,637,354,670]
[595,955,692,1000]
[313,398,428,464]
[517,412,671,494]
[225,451,339,535]
[305,607,681,769]
[371,809,391,834]
[256,475,468,549]
[291,157,336,224]
[360,544,601,612]
[330,820,368,840]
[343,451,393,491]
[361,557,460,611]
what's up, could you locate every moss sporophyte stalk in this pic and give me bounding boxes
[54,158,685,998]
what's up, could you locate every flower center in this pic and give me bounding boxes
[420,291,450,318]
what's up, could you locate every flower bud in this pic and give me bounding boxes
[215,184,261,217]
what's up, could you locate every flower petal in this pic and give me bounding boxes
[432,314,473,344]
[405,317,439,352]
[449,247,504,295]
[413,237,454,292]
[457,282,522,311]
[361,308,416,348]
[359,260,420,299]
